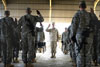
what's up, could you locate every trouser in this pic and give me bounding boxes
[50,41,57,54]
[76,53,92,67]
[2,38,13,64]
[62,42,68,52]
[13,44,19,59]
[22,33,35,63]
[0,40,1,58]
[92,46,98,63]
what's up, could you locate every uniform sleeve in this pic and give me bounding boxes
[71,13,80,39]
[46,28,52,32]
[16,17,23,33]
[35,15,44,22]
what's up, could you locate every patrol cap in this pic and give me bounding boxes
[26,7,31,11]
[5,10,10,15]
[79,1,87,8]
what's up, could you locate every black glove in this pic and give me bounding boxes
[37,10,40,15]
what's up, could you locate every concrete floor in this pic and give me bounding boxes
[0,42,100,67]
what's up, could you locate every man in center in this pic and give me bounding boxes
[46,22,59,58]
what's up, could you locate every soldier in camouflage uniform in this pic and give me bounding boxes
[46,22,59,58]
[36,23,45,53]
[13,18,20,63]
[1,11,15,67]
[67,26,77,67]
[71,1,94,67]
[17,8,44,67]
[0,19,2,62]
[97,20,100,65]
[62,28,69,54]
[90,8,99,66]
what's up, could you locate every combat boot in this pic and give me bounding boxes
[13,58,19,63]
[5,64,14,67]
[24,63,34,67]
[0,58,2,63]
[32,58,36,63]
[64,50,68,54]
[72,62,76,67]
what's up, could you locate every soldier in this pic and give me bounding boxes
[90,8,98,66]
[0,19,2,62]
[13,18,20,63]
[61,28,68,54]
[46,22,59,58]
[68,26,77,67]
[36,23,45,53]
[71,1,94,67]
[97,20,100,65]
[17,8,44,67]
[1,11,15,67]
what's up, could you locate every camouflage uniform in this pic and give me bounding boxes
[90,12,98,65]
[62,31,69,53]
[1,17,15,64]
[13,19,20,62]
[0,19,1,58]
[36,26,45,52]
[71,10,94,67]
[97,20,100,64]
[46,28,59,55]
[68,26,77,65]
[17,14,44,63]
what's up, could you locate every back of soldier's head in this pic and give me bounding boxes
[26,8,32,14]
[5,10,10,17]
[79,1,87,9]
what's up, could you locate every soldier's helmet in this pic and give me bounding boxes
[5,10,10,15]
[79,1,87,8]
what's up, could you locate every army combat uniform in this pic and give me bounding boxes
[46,28,59,57]
[1,16,15,65]
[0,19,2,62]
[97,20,100,64]
[36,26,45,53]
[17,14,44,63]
[12,19,20,63]
[71,10,94,67]
[62,30,69,54]
[90,12,98,65]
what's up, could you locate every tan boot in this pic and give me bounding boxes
[51,55,54,58]
[32,58,36,63]
[64,50,68,54]
[13,59,19,63]
[24,63,34,67]
[6,64,14,67]
[73,63,77,67]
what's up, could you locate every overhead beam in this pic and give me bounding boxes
[94,0,99,11]
[49,0,52,22]
[2,0,7,10]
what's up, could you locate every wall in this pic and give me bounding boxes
[0,0,95,23]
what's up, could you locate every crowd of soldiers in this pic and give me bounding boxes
[61,1,100,67]
[0,0,100,67]
[0,7,44,67]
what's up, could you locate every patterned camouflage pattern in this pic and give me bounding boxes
[1,17,15,64]
[17,14,44,63]
[46,28,59,55]
[71,10,94,67]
